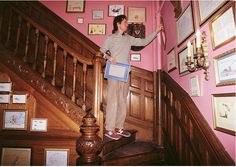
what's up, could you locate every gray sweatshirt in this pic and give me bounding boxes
[100,31,157,64]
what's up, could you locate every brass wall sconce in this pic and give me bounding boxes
[186,30,210,80]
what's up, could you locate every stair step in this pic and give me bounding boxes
[102,141,165,165]
[103,129,137,155]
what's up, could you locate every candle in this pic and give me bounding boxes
[187,41,191,58]
[196,29,201,48]
[193,39,196,54]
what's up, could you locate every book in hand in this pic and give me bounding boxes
[104,60,130,82]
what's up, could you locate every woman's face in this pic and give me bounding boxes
[118,19,128,32]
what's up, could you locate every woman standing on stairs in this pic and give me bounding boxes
[100,15,163,140]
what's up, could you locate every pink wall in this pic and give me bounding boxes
[161,1,235,160]
[40,0,161,72]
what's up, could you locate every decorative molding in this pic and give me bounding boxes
[170,1,182,18]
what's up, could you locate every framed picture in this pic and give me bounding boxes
[130,53,141,61]
[127,23,145,38]
[88,23,106,35]
[128,7,146,23]
[12,94,27,104]
[197,0,227,25]
[214,48,236,86]
[66,0,85,13]
[167,47,177,72]
[1,147,31,165]
[3,110,27,130]
[189,75,201,96]
[108,5,125,17]
[0,82,12,92]
[77,17,84,24]
[176,3,195,45]
[0,94,10,104]
[178,47,189,76]
[92,10,104,20]
[209,2,235,50]
[212,93,236,136]
[30,118,48,132]
[45,149,70,166]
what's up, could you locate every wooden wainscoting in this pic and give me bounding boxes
[160,71,235,165]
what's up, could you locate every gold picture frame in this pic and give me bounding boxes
[212,93,236,136]
[88,23,106,35]
[66,0,85,13]
[45,148,70,166]
[1,147,31,165]
[167,47,177,73]
[209,1,236,50]
[213,48,236,86]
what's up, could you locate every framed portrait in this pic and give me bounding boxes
[45,149,70,166]
[0,94,10,104]
[209,2,236,50]
[178,47,189,76]
[66,0,85,13]
[0,82,12,92]
[12,94,27,104]
[130,53,141,62]
[176,3,195,46]
[189,75,201,96]
[127,23,145,38]
[1,147,31,165]
[128,7,146,23]
[214,48,236,86]
[92,10,104,20]
[3,110,27,130]
[88,23,106,35]
[108,5,125,17]
[77,17,84,24]
[197,0,227,25]
[212,93,236,136]
[30,118,48,132]
[167,47,177,73]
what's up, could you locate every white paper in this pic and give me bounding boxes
[31,119,47,131]
[0,83,12,92]
[108,64,126,78]
[46,150,68,166]
[12,94,27,104]
[0,94,10,103]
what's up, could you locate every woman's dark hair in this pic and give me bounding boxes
[112,15,127,34]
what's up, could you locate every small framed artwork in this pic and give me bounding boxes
[66,0,85,13]
[167,47,177,72]
[0,94,10,104]
[108,5,125,17]
[176,3,195,45]
[45,149,70,166]
[127,23,145,38]
[212,93,236,136]
[128,7,146,23]
[3,110,27,130]
[209,2,235,50]
[197,0,227,25]
[0,82,12,92]
[189,75,201,96]
[12,94,27,104]
[77,17,84,24]
[214,48,236,87]
[1,147,31,165]
[130,53,141,62]
[178,47,189,76]
[30,118,48,132]
[92,10,104,20]
[88,23,106,35]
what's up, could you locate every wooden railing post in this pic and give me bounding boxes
[82,63,87,112]
[5,8,12,47]
[61,50,67,94]
[51,42,58,86]
[71,56,77,103]
[14,15,22,54]
[33,29,39,70]
[23,22,30,62]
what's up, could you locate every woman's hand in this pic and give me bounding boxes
[156,24,164,33]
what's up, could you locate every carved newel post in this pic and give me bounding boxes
[76,112,103,165]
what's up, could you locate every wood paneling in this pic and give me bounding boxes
[160,71,235,165]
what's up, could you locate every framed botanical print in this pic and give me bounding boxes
[66,0,85,13]
[176,3,195,46]
[178,47,189,76]
[0,82,12,92]
[209,2,236,50]
[197,0,227,25]
[130,53,141,61]
[88,24,106,35]
[108,5,125,17]
[12,94,27,104]
[1,148,31,165]
[77,17,84,24]
[167,47,177,73]
[0,94,10,104]
[214,48,236,86]
[30,118,48,132]
[92,10,104,20]
[3,110,27,130]
[45,149,70,166]
[128,7,146,23]
[189,75,201,96]
[212,93,236,136]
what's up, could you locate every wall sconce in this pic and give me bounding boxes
[185,30,210,80]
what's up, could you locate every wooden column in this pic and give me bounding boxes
[82,63,87,111]
[51,42,58,86]
[42,35,48,78]
[23,22,30,62]
[33,29,39,70]
[14,15,22,54]
[71,56,77,102]
[61,50,67,94]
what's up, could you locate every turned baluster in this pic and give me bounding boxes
[42,35,49,78]
[23,22,30,62]
[71,56,77,102]
[5,9,12,46]
[51,42,58,86]
[33,29,39,70]
[82,63,87,111]
[14,15,22,54]
[61,50,67,94]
